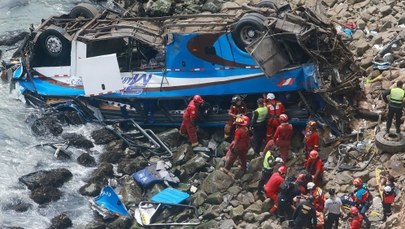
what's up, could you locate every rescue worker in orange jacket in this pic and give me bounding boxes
[179,95,204,147]
[351,178,372,228]
[274,114,293,162]
[265,93,285,142]
[382,185,397,221]
[224,95,247,139]
[307,182,325,212]
[224,115,251,171]
[348,206,363,229]
[304,120,319,159]
[304,150,324,186]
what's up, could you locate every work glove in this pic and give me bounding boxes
[275,157,283,163]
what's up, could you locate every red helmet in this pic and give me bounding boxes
[353,178,363,187]
[193,95,204,104]
[278,165,287,174]
[309,150,318,159]
[308,120,317,127]
[280,114,288,122]
[350,206,359,215]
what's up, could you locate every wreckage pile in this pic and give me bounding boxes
[1,0,405,228]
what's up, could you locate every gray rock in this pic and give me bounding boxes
[117,157,148,175]
[206,192,223,205]
[31,115,63,136]
[117,175,143,205]
[79,182,102,196]
[145,0,173,16]
[193,190,207,206]
[379,5,392,17]
[88,162,114,183]
[228,185,242,196]
[353,170,370,181]
[230,200,240,207]
[62,133,94,149]
[91,128,118,145]
[335,171,354,185]
[255,212,271,223]
[107,216,132,229]
[201,169,234,194]
[230,205,244,221]
[202,205,221,220]
[355,39,370,56]
[77,153,97,167]
[49,213,72,229]
[202,0,222,13]
[173,144,193,165]
[236,192,255,208]
[322,0,337,7]
[19,168,73,190]
[196,220,219,229]
[216,141,230,157]
[181,154,209,178]
[261,198,272,212]
[220,219,236,229]
[245,200,263,214]
[31,186,62,204]
[157,128,182,148]
[243,212,255,222]
[0,30,28,46]
[352,30,365,40]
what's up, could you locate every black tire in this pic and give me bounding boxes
[375,131,405,153]
[232,13,267,51]
[255,0,278,10]
[69,3,99,19]
[38,27,70,60]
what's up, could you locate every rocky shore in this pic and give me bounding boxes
[0,0,405,228]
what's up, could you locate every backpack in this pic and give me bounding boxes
[279,181,291,194]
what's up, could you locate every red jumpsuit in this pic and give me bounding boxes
[180,100,199,146]
[350,214,363,229]
[304,129,319,158]
[224,103,246,138]
[309,187,325,212]
[274,123,293,162]
[225,126,250,170]
[266,100,285,142]
[264,172,285,201]
[304,157,324,185]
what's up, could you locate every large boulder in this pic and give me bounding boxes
[201,169,234,194]
[88,162,114,183]
[79,182,102,197]
[77,153,97,167]
[49,213,72,229]
[31,115,63,136]
[0,30,28,46]
[157,128,182,148]
[117,175,143,205]
[30,186,62,204]
[117,157,148,175]
[172,144,194,165]
[19,168,73,190]
[179,154,209,178]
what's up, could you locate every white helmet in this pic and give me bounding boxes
[307,182,315,190]
[267,93,275,100]
[384,186,392,193]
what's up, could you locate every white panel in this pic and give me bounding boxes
[71,41,87,77]
[78,54,124,96]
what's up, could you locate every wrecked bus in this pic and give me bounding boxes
[4,2,360,135]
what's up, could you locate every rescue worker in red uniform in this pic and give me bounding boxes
[179,95,204,147]
[274,114,293,162]
[265,93,285,142]
[304,120,319,159]
[304,150,324,186]
[382,185,396,221]
[264,165,287,213]
[224,95,247,139]
[296,171,313,195]
[306,182,325,212]
[348,206,363,229]
[224,115,251,171]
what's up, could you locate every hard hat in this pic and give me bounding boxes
[267,93,275,100]
[193,95,204,104]
[231,95,241,104]
[384,186,392,193]
[307,182,315,190]
[278,165,287,174]
[308,120,317,127]
[309,150,318,159]
[235,116,248,126]
[350,206,359,215]
[280,114,288,122]
[353,178,363,187]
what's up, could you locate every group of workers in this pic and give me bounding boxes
[178,93,398,228]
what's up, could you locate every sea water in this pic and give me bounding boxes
[0,0,103,227]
